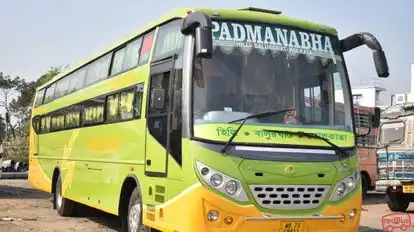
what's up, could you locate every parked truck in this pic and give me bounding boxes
[376,93,414,211]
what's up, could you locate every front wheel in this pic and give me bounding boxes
[386,189,410,212]
[121,187,152,232]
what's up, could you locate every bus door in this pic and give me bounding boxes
[145,55,178,177]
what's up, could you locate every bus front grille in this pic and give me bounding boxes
[249,185,330,210]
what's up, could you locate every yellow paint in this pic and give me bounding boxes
[61,129,80,195]
[144,183,361,232]
[28,125,52,192]
[87,135,123,151]
[28,157,52,193]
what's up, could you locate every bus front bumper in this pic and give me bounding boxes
[144,183,361,232]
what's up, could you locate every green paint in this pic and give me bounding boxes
[215,126,348,141]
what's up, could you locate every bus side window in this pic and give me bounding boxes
[34,89,45,107]
[107,94,120,122]
[65,110,80,129]
[41,116,51,133]
[139,30,155,65]
[134,84,144,118]
[120,90,135,120]
[83,97,105,125]
[148,72,170,148]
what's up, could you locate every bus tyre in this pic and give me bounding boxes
[386,190,410,212]
[54,174,75,216]
[123,187,150,232]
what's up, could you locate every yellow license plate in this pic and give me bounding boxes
[403,185,414,193]
[280,221,305,232]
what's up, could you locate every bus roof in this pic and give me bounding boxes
[37,7,338,90]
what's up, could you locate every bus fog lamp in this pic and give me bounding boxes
[211,174,223,187]
[225,180,238,195]
[349,209,356,219]
[207,210,219,221]
[224,216,233,225]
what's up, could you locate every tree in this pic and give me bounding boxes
[2,66,65,138]
[9,80,37,136]
[36,66,66,87]
[0,72,22,139]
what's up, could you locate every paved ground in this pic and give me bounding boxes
[1,179,413,231]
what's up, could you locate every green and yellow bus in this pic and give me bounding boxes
[28,7,389,232]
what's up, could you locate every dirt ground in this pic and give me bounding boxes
[0,179,413,232]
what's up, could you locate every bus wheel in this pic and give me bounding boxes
[123,187,151,232]
[54,174,75,216]
[386,189,410,212]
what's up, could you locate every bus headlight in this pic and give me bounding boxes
[329,170,360,202]
[211,174,223,187]
[196,160,249,202]
[225,180,238,195]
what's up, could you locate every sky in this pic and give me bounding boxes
[0,0,413,105]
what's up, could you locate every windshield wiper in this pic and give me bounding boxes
[220,108,295,154]
[262,129,349,159]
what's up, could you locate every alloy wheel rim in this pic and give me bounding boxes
[56,182,63,208]
[128,202,142,232]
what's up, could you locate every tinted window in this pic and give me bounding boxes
[135,84,144,117]
[65,110,80,129]
[86,54,111,86]
[68,68,86,93]
[107,94,120,122]
[139,30,155,65]
[153,20,184,59]
[123,37,143,71]
[44,84,56,103]
[83,100,105,125]
[51,114,65,131]
[111,48,126,76]
[55,77,70,98]
[35,89,45,107]
[120,90,135,120]
[41,116,51,133]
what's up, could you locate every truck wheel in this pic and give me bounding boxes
[122,187,151,232]
[54,174,75,216]
[386,190,410,212]
[361,174,369,197]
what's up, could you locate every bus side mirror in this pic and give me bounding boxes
[195,27,213,58]
[181,11,213,59]
[340,32,389,78]
[150,88,165,110]
[373,50,389,78]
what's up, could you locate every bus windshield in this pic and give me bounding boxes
[192,20,353,134]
